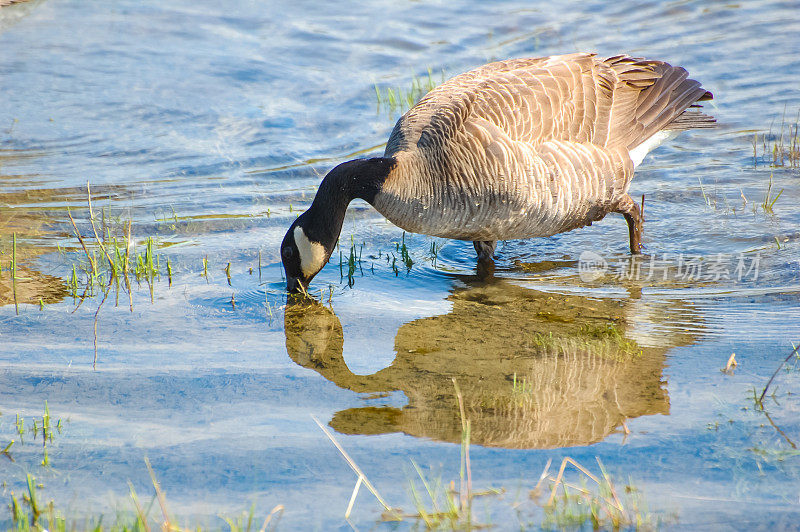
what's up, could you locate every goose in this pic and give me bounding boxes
[280,53,714,292]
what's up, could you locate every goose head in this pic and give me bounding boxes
[281,213,331,293]
[280,157,394,293]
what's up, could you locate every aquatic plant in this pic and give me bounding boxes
[374,68,446,114]
[512,372,533,397]
[65,185,165,304]
[751,109,800,170]
[517,323,642,362]
[577,323,642,357]
[539,458,666,531]
[398,232,413,269]
[311,380,488,528]
[1,402,64,467]
[313,378,667,530]
[265,295,274,322]
[428,240,442,268]
[399,379,492,530]
[761,173,784,214]
[7,463,284,532]
[56,184,190,367]
[154,204,180,231]
[336,238,367,288]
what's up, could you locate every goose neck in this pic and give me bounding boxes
[305,157,395,249]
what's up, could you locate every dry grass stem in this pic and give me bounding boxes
[145,457,173,530]
[258,505,284,532]
[452,378,472,511]
[311,415,394,516]
[86,182,114,273]
[67,207,97,275]
[759,343,800,404]
[128,481,152,532]
[725,353,737,373]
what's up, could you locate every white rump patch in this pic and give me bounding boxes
[628,130,678,168]
[294,226,326,278]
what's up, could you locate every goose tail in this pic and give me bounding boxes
[604,56,715,166]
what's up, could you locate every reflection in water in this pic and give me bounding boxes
[0,0,43,35]
[0,263,66,309]
[285,280,699,449]
[0,150,68,308]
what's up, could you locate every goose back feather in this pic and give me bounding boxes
[373,53,713,241]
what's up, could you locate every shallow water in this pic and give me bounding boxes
[1,0,800,529]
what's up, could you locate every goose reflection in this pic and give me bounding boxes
[285,278,699,449]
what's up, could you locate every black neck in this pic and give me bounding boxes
[300,157,394,251]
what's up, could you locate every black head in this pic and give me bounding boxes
[280,219,304,293]
[281,213,330,293]
[280,157,394,293]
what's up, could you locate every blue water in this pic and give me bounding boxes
[1,0,800,529]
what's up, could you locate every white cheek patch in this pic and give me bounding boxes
[294,226,327,278]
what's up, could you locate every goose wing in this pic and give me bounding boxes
[378,54,712,240]
[385,53,713,157]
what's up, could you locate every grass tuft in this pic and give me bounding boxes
[7,464,284,532]
[540,457,668,531]
[374,68,445,114]
[761,173,784,214]
[64,187,167,305]
[1,403,63,467]
[752,108,800,170]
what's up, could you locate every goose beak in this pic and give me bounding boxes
[286,274,306,294]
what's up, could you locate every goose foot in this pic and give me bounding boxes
[473,240,497,262]
[615,194,643,254]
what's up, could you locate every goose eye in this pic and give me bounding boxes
[282,247,293,259]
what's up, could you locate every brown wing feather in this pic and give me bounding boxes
[379,54,713,240]
[386,53,713,159]
[613,58,715,148]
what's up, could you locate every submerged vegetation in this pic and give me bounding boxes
[523,322,643,359]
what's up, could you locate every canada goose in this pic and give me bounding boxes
[281,53,714,292]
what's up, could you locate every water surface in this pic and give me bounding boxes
[1,0,800,529]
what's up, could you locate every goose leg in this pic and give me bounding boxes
[614,194,643,254]
[473,240,497,262]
